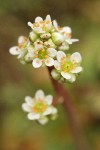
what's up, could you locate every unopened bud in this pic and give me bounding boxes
[40,33,51,39]
[51,69,60,80]
[52,32,64,45]
[29,31,38,42]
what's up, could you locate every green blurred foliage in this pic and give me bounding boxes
[0,0,100,150]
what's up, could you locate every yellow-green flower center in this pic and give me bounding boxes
[38,50,47,59]
[33,100,47,113]
[61,61,73,72]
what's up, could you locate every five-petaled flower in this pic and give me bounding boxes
[52,51,82,82]
[28,15,52,34]
[31,40,57,68]
[9,36,29,64]
[22,89,58,125]
[53,20,79,45]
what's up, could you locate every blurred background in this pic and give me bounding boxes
[0,0,100,150]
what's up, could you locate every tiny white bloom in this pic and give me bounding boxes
[31,40,57,68]
[28,15,52,34]
[22,89,58,125]
[53,20,79,45]
[9,36,28,60]
[53,51,83,82]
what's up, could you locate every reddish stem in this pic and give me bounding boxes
[48,67,90,150]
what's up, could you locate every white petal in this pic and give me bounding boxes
[43,107,52,115]
[68,74,76,83]
[17,50,26,59]
[27,22,33,28]
[53,20,58,30]
[57,51,66,62]
[18,36,24,43]
[35,17,43,23]
[34,42,43,50]
[35,90,45,101]
[61,71,71,79]
[58,42,69,51]
[22,103,31,112]
[71,66,83,73]
[9,46,20,55]
[65,38,79,44]
[44,95,53,105]
[25,52,34,62]
[45,57,54,67]
[61,26,72,34]
[46,15,51,22]
[38,117,48,125]
[65,39,73,44]
[27,113,40,120]
[54,60,61,70]
[71,52,82,63]
[47,48,57,58]
[25,96,34,106]
[71,39,79,43]
[33,27,44,34]
[32,58,42,68]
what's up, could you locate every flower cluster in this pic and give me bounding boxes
[9,15,82,83]
[22,89,58,125]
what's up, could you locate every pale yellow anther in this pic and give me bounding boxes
[36,60,39,63]
[34,51,38,55]
[35,22,39,27]
[42,49,45,52]
[58,27,62,30]
[42,59,44,62]
[45,55,48,58]
[46,20,50,24]
[40,21,44,24]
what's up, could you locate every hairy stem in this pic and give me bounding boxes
[48,67,90,150]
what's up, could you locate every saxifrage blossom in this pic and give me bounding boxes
[22,89,58,125]
[51,51,82,82]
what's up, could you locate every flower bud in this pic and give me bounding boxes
[51,69,60,80]
[58,42,69,51]
[29,31,38,42]
[52,32,64,45]
[40,33,51,39]
[44,39,56,48]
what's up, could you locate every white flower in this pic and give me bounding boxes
[32,40,57,68]
[9,36,28,59]
[28,15,52,34]
[53,20,79,45]
[22,89,58,125]
[53,51,82,82]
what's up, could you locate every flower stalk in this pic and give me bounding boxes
[48,66,90,150]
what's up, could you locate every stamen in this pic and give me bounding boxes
[42,59,44,62]
[36,60,39,63]
[45,55,48,58]
[58,27,62,30]
[35,22,39,27]
[40,21,44,24]
[46,20,50,24]
[42,49,45,52]
[34,51,38,55]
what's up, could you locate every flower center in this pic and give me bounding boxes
[38,49,47,59]
[61,61,73,72]
[32,100,47,113]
